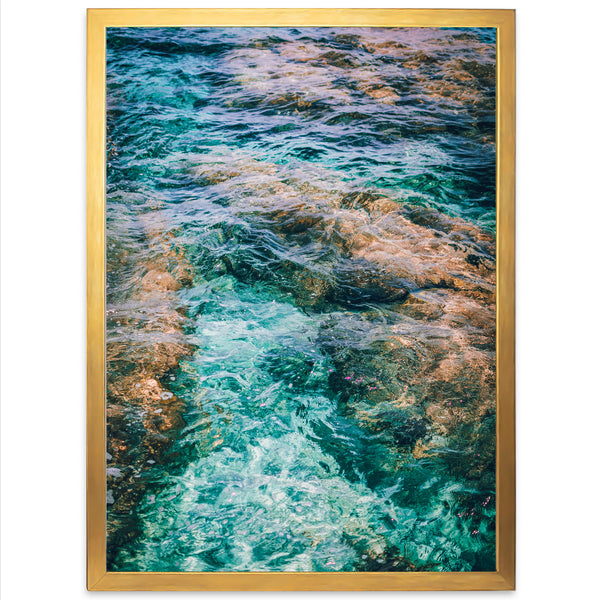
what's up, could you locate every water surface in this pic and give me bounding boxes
[105,26,497,572]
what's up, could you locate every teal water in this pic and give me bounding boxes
[105,27,496,572]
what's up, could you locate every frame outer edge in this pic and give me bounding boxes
[86,8,516,591]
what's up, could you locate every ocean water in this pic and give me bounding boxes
[105,27,497,572]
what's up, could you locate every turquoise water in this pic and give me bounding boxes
[105,27,496,572]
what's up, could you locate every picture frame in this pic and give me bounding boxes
[87,8,515,591]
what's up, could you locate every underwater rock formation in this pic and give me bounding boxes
[188,154,496,489]
[106,208,197,564]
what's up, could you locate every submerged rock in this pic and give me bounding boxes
[141,269,181,292]
[187,155,496,487]
[356,549,427,572]
[377,410,428,450]
[191,154,495,312]
[106,203,199,567]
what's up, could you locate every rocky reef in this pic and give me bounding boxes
[105,202,197,564]
[190,151,497,526]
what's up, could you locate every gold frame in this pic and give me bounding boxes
[87,8,515,591]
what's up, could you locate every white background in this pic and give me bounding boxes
[2,0,599,597]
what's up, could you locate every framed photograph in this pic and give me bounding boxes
[87,8,515,591]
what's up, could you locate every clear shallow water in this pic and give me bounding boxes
[105,27,496,572]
